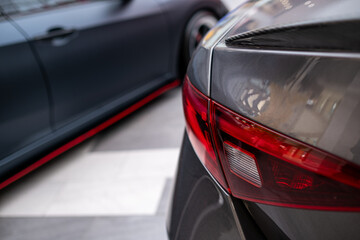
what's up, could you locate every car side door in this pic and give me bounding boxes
[9,0,170,129]
[0,11,51,163]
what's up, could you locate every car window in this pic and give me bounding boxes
[0,0,78,16]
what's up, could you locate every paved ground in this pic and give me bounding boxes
[0,1,239,239]
[0,88,183,240]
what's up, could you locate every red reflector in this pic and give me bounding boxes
[212,102,360,211]
[182,77,228,189]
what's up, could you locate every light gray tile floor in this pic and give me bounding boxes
[0,180,174,240]
[93,90,184,151]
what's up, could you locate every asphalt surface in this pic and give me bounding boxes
[0,1,238,239]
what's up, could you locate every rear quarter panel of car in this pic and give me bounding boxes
[210,0,360,239]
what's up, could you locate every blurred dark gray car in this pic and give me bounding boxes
[0,0,227,188]
[168,0,360,239]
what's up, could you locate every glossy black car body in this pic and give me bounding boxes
[0,0,227,187]
[168,0,360,239]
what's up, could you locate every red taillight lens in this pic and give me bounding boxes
[212,102,360,211]
[182,77,228,189]
[183,77,360,211]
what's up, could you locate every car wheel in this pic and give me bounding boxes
[183,11,218,63]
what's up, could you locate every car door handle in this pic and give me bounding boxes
[34,27,76,41]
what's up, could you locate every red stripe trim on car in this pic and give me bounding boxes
[0,79,181,190]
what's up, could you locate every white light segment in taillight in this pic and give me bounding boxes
[224,142,262,188]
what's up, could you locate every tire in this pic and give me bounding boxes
[183,11,218,64]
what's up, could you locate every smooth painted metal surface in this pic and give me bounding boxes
[211,0,360,163]
[0,19,51,161]
[11,0,170,128]
[206,0,360,239]
[212,46,360,162]
[186,0,255,95]
[246,201,360,240]
[175,0,360,239]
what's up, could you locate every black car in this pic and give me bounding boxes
[0,0,227,189]
[168,0,360,239]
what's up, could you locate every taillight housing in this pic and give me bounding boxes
[183,77,228,189]
[184,77,360,211]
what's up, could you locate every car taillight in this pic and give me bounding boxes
[184,77,360,211]
[183,76,228,190]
